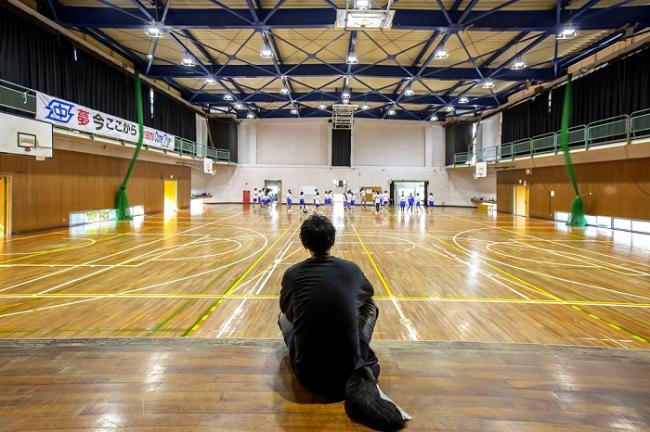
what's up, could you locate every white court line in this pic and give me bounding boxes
[510,240,649,276]
[0,212,243,293]
[446,224,650,301]
[214,224,300,338]
[484,273,529,299]
[0,225,270,320]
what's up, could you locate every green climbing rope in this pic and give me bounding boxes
[115,72,145,221]
[559,75,586,227]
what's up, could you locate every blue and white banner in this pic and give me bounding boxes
[36,92,175,151]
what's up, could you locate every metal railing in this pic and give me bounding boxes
[0,79,230,163]
[451,108,650,166]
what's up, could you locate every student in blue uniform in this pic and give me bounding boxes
[313,192,321,212]
[374,191,382,213]
[349,190,356,212]
[382,191,389,210]
[407,193,415,212]
[287,189,293,213]
[299,191,307,213]
[415,193,422,214]
[343,191,349,211]
[428,192,434,208]
[399,192,406,213]
[252,188,258,205]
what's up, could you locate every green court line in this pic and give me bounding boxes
[182,224,296,337]
[146,265,236,336]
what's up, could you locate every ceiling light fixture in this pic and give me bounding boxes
[247,112,255,119]
[204,77,216,85]
[346,52,358,64]
[404,87,415,97]
[260,44,273,59]
[354,0,371,9]
[434,45,449,59]
[145,25,164,38]
[280,86,289,95]
[361,103,369,110]
[557,25,578,40]
[319,103,327,110]
[387,107,396,116]
[511,58,526,70]
[458,96,469,104]
[290,108,298,115]
[223,94,234,101]
[181,55,195,67]
[444,105,454,112]
[482,79,495,89]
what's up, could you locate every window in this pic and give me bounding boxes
[596,216,612,227]
[555,212,569,222]
[613,218,631,231]
[555,212,650,234]
[149,88,155,119]
[632,220,650,234]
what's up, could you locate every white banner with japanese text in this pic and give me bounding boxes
[36,92,175,151]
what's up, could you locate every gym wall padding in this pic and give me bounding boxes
[496,157,650,220]
[0,6,196,141]
[0,146,191,234]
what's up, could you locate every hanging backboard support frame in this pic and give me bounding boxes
[332,104,357,130]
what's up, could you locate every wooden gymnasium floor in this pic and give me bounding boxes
[0,204,648,347]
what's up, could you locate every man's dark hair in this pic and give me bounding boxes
[300,214,335,256]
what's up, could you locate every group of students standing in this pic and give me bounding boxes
[252,187,435,214]
[252,188,275,207]
[397,192,435,214]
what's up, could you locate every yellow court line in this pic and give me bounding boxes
[429,225,649,345]
[429,234,563,301]
[1,292,649,308]
[349,221,394,298]
[222,223,297,297]
[184,219,300,336]
[0,239,97,265]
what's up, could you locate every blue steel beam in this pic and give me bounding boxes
[146,64,554,80]
[191,92,500,106]
[54,6,650,31]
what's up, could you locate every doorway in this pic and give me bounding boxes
[265,180,282,204]
[0,177,11,238]
[514,184,529,217]
[391,181,427,206]
[163,179,178,214]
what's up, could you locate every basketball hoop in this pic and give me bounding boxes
[475,161,488,178]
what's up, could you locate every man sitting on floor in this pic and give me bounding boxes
[278,215,406,431]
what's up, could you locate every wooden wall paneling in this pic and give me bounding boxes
[496,157,650,220]
[0,146,191,233]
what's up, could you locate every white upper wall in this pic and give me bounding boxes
[255,119,329,165]
[353,120,426,166]
[196,117,497,206]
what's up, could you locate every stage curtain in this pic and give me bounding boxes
[208,118,238,163]
[501,47,650,143]
[0,6,196,140]
[331,129,351,166]
[445,122,473,165]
